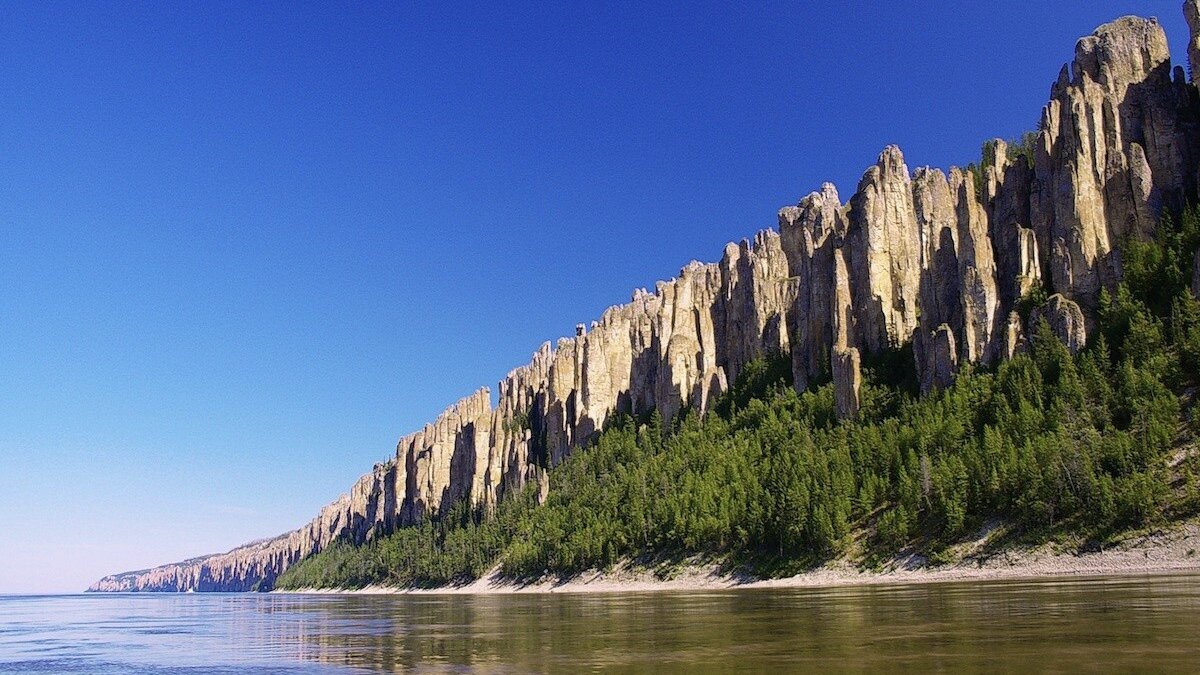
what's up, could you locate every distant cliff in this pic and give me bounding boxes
[91,6,1200,593]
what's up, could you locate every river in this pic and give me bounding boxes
[3,574,1199,672]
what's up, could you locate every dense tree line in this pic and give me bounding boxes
[275,209,1200,590]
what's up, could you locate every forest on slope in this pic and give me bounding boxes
[274,207,1200,590]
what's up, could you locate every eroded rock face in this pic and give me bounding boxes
[1187,1,1200,84]
[986,140,1038,304]
[849,146,922,354]
[1002,311,1027,359]
[1015,227,1042,298]
[950,167,1002,365]
[1031,294,1088,354]
[832,346,861,421]
[780,182,847,391]
[922,324,959,394]
[91,10,1200,593]
[1033,16,1199,308]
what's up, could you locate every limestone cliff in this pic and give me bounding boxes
[91,9,1200,592]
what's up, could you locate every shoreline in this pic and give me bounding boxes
[275,521,1200,596]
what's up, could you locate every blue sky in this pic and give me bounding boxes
[0,1,1190,593]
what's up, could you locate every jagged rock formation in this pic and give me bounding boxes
[1002,311,1027,359]
[830,246,860,421]
[1031,293,1089,354]
[922,324,959,395]
[91,9,1200,592]
[1039,15,1200,306]
[832,347,861,421]
[850,145,923,355]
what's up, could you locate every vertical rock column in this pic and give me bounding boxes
[848,145,923,354]
[1032,16,1199,307]
[949,167,1001,365]
[830,248,861,420]
[780,183,848,391]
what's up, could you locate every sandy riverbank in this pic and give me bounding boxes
[277,520,1200,595]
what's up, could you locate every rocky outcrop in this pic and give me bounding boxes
[921,324,959,394]
[91,9,1200,592]
[1002,311,1027,359]
[1031,294,1088,354]
[781,182,847,391]
[1187,1,1200,87]
[832,347,861,421]
[986,139,1038,306]
[849,145,923,354]
[1034,16,1200,307]
[910,165,1001,381]
[1015,227,1042,298]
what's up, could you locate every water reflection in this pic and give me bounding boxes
[1,574,1199,673]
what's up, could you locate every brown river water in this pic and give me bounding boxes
[2,573,1199,672]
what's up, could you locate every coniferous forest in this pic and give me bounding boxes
[274,208,1200,591]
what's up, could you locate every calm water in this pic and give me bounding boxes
[2,574,1200,673]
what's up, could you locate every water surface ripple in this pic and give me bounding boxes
[2,574,1199,672]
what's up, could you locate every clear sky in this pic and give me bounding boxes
[0,1,1191,593]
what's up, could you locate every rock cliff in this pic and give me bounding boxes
[90,8,1200,592]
